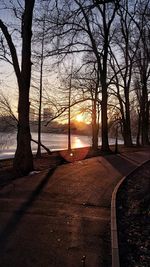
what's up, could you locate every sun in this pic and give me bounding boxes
[76,114,84,122]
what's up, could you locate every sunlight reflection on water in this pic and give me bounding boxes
[0,132,91,159]
[0,132,124,159]
[72,136,89,149]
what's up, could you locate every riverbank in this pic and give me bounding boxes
[0,145,106,186]
[0,145,149,187]
[0,150,62,187]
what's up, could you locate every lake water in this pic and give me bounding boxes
[0,132,124,159]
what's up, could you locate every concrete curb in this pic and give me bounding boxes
[111,159,150,267]
[111,175,125,267]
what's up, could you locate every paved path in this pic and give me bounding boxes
[0,150,149,267]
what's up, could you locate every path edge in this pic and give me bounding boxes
[111,159,150,267]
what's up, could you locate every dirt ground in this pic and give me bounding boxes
[117,160,150,267]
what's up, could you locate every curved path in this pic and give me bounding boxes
[0,149,149,267]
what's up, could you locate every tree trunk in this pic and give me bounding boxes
[13,90,33,175]
[36,17,45,158]
[124,92,132,147]
[99,24,111,152]
[123,121,132,146]
[92,99,99,150]
[31,138,51,155]
[13,0,35,175]
[101,84,110,151]
[141,82,149,145]
[136,111,141,146]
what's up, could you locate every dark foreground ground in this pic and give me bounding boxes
[117,160,150,267]
[0,146,149,267]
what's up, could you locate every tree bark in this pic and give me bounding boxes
[13,90,33,175]
[122,120,132,146]
[13,0,35,175]
[100,41,110,152]
[36,17,45,158]
[101,83,110,151]
[92,99,99,150]
[123,96,132,146]
[141,82,149,145]
[31,139,51,155]
[0,0,35,175]
[136,111,141,146]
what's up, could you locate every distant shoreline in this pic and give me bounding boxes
[0,132,124,160]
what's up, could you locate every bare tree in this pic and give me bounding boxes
[33,13,46,158]
[72,58,101,150]
[0,0,35,175]
[134,0,150,145]
[108,0,140,146]
[46,0,120,152]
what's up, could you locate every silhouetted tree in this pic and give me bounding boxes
[47,0,120,151]
[0,0,35,175]
[134,0,150,145]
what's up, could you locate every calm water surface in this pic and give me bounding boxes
[0,132,123,159]
[0,132,91,159]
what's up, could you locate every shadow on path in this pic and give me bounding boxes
[105,154,137,176]
[0,167,56,252]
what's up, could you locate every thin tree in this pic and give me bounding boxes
[68,70,72,151]
[35,16,46,158]
[73,60,101,151]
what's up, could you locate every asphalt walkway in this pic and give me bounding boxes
[0,149,149,267]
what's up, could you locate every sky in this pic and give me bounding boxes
[0,1,91,124]
[0,0,22,102]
